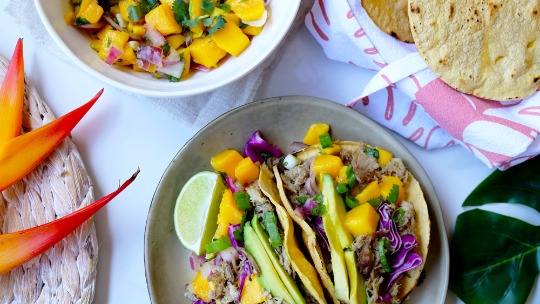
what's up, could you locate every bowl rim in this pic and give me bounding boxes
[144,95,450,302]
[33,0,301,98]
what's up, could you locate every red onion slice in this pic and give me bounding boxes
[162,49,181,67]
[104,45,124,65]
[144,23,166,46]
[103,14,123,31]
[77,22,106,29]
[137,45,163,67]
[192,63,211,72]
[288,141,308,154]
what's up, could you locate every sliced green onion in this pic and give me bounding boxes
[336,183,349,194]
[313,194,323,204]
[364,147,379,159]
[392,208,405,223]
[296,196,309,204]
[345,196,359,209]
[378,237,392,273]
[263,212,282,247]
[233,227,244,242]
[233,191,251,210]
[310,203,326,216]
[346,165,357,187]
[319,133,333,148]
[205,236,232,254]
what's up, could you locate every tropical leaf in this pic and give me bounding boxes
[449,209,540,304]
[463,156,540,213]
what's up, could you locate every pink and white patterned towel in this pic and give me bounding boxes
[305,0,540,169]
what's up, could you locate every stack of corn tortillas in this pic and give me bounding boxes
[362,0,540,100]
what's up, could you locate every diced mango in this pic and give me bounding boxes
[215,189,244,238]
[355,181,380,205]
[241,275,267,304]
[190,37,227,68]
[335,166,348,184]
[189,0,205,38]
[303,123,330,145]
[119,0,139,21]
[192,271,212,302]
[89,39,101,52]
[110,5,120,15]
[242,25,263,36]
[77,0,104,24]
[235,157,260,186]
[229,0,265,21]
[166,34,185,49]
[160,0,175,7]
[118,46,136,65]
[211,149,244,179]
[379,175,404,204]
[323,144,341,156]
[312,155,343,179]
[344,203,380,237]
[211,18,250,57]
[98,30,130,60]
[64,11,75,25]
[178,48,191,79]
[132,25,146,36]
[97,25,113,40]
[145,4,182,35]
[377,147,393,166]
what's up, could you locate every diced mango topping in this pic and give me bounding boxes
[229,0,265,21]
[312,155,343,179]
[335,166,348,184]
[235,157,260,186]
[118,46,137,65]
[323,144,342,156]
[242,25,263,36]
[166,34,186,50]
[344,203,380,237]
[377,147,393,167]
[240,275,267,304]
[145,4,182,35]
[303,123,330,145]
[118,0,138,22]
[64,11,75,25]
[189,0,205,38]
[211,18,250,57]
[77,0,104,24]
[98,30,130,60]
[189,37,228,68]
[211,149,244,179]
[192,271,212,302]
[355,181,381,205]
[132,25,146,37]
[379,175,404,204]
[215,189,244,238]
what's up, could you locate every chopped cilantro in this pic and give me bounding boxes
[208,15,226,35]
[203,16,214,27]
[172,0,190,25]
[364,147,379,159]
[218,4,231,12]
[201,0,216,14]
[182,15,209,28]
[141,0,159,10]
[162,43,170,54]
[367,196,383,207]
[233,227,244,242]
[239,21,248,29]
[166,75,181,82]
[74,17,90,26]
[386,184,399,204]
[295,196,308,204]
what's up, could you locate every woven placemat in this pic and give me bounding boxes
[0,54,97,303]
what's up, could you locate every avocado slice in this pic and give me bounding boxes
[345,249,368,304]
[250,216,306,304]
[322,173,368,304]
[321,173,350,302]
[244,222,296,303]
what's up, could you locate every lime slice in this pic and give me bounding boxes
[174,171,225,255]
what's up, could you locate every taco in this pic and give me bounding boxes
[273,125,430,303]
[184,132,326,304]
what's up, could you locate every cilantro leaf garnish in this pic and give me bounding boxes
[387,184,399,204]
[201,0,216,14]
[232,227,244,242]
[166,75,181,82]
[182,15,209,28]
[208,15,226,35]
[364,147,380,159]
[218,4,231,12]
[74,17,90,26]
[367,196,383,207]
[141,0,159,10]
[172,0,190,25]
[239,21,248,29]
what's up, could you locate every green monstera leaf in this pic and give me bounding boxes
[450,209,540,304]
[463,156,540,213]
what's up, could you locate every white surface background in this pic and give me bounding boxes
[1,2,539,303]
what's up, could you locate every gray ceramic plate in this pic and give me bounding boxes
[145,96,449,303]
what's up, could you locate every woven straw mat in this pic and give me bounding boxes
[0,54,97,303]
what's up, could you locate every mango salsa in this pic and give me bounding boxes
[190,37,228,68]
[211,18,250,57]
[145,4,182,36]
[344,203,380,237]
[211,149,244,179]
[379,175,404,204]
[377,147,393,166]
[192,271,212,302]
[214,189,244,238]
[240,275,267,304]
[77,0,104,24]
[229,0,265,21]
[355,181,381,205]
[312,155,343,179]
[234,157,260,186]
[303,123,330,145]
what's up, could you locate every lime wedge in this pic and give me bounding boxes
[174,171,225,255]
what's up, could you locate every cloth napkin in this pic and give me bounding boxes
[5,0,311,131]
[306,0,540,169]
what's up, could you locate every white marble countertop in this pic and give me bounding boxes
[1,2,538,303]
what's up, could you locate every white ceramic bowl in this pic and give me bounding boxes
[34,0,300,97]
[145,96,450,303]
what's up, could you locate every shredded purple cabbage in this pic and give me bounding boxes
[376,202,402,252]
[305,216,331,263]
[237,257,252,301]
[228,224,244,249]
[189,252,206,271]
[244,131,283,164]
